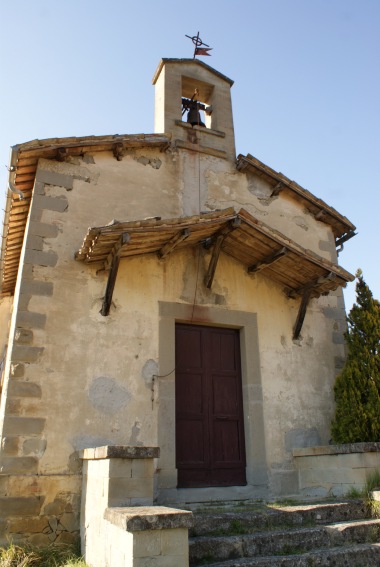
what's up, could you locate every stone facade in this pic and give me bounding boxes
[0,58,355,545]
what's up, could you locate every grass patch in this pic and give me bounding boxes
[364,470,380,518]
[365,524,380,543]
[207,519,250,537]
[270,498,301,507]
[229,519,247,535]
[365,469,380,493]
[197,554,217,565]
[345,486,365,499]
[192,500,265,515]
[0,543,88,567]
[272,543,305,556]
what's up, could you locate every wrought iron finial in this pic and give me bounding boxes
[185,32,213,59]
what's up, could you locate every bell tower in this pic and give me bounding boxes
[152,59,236,162]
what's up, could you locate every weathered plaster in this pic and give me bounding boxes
[88,377,131,415]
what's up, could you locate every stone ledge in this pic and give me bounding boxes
[104,506,193,532]
[175,120,225,138]
[79,445,160,460]
[293,442,380,458]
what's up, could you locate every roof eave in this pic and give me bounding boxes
[236,153,356,239]
[152,58,234,86]
[0,133,172,295]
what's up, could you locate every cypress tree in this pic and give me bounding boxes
[331,270,380,443]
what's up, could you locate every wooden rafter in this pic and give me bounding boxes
[335,230,357,249]
[248,247,288,274]
[158,229,190,259]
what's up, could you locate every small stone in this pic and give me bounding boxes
[44,500,65,516]
[10,517,48,534]
[59,513,78,533]
[27,533,51,546]
[48,517,58,532]
[55,530,79,544]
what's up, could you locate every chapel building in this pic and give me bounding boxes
[0,58,355,544]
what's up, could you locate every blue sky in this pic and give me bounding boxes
[0,0,379,310]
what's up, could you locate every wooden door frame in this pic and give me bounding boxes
[157,301,268,500]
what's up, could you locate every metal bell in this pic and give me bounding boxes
[187,101,205,127]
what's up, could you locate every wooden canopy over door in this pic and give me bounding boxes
[175,323,246,488]
[75,207,354,338]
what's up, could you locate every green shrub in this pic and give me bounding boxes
[331,271,380,443]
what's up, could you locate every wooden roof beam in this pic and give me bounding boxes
[204,218,241,289]
[158,229,190,260]
[335,230,357,250]
[286,272,337,299]
[100,232,130,316]
[248,247,288,274]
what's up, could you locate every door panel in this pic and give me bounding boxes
[175,324,246,488]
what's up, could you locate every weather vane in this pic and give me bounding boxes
[185,32,212,59]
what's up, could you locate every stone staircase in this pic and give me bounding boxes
[188,499,380,566]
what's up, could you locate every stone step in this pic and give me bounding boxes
[189,519,380,566]
[190,500,367,537]
[200,542,380,566]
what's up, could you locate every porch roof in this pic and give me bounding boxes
[75,206,354,300]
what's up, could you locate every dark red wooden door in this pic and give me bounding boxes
[175,323,246,488]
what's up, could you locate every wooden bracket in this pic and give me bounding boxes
[271,182,284,196]
[158,229,190,259]
[56,148,67,162]
[290,272,337,339]
[204,218,241,289]
[100,233,130,316]
[248,247,287,274]
[287,272,336,300]
[293,287,312,340]
[315,210,326,220]
[113,142,125,161]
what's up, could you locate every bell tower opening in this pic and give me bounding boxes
[152,58,236,161]
[181,76,214,128]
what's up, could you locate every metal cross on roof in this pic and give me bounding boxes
[185,32,213,59]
